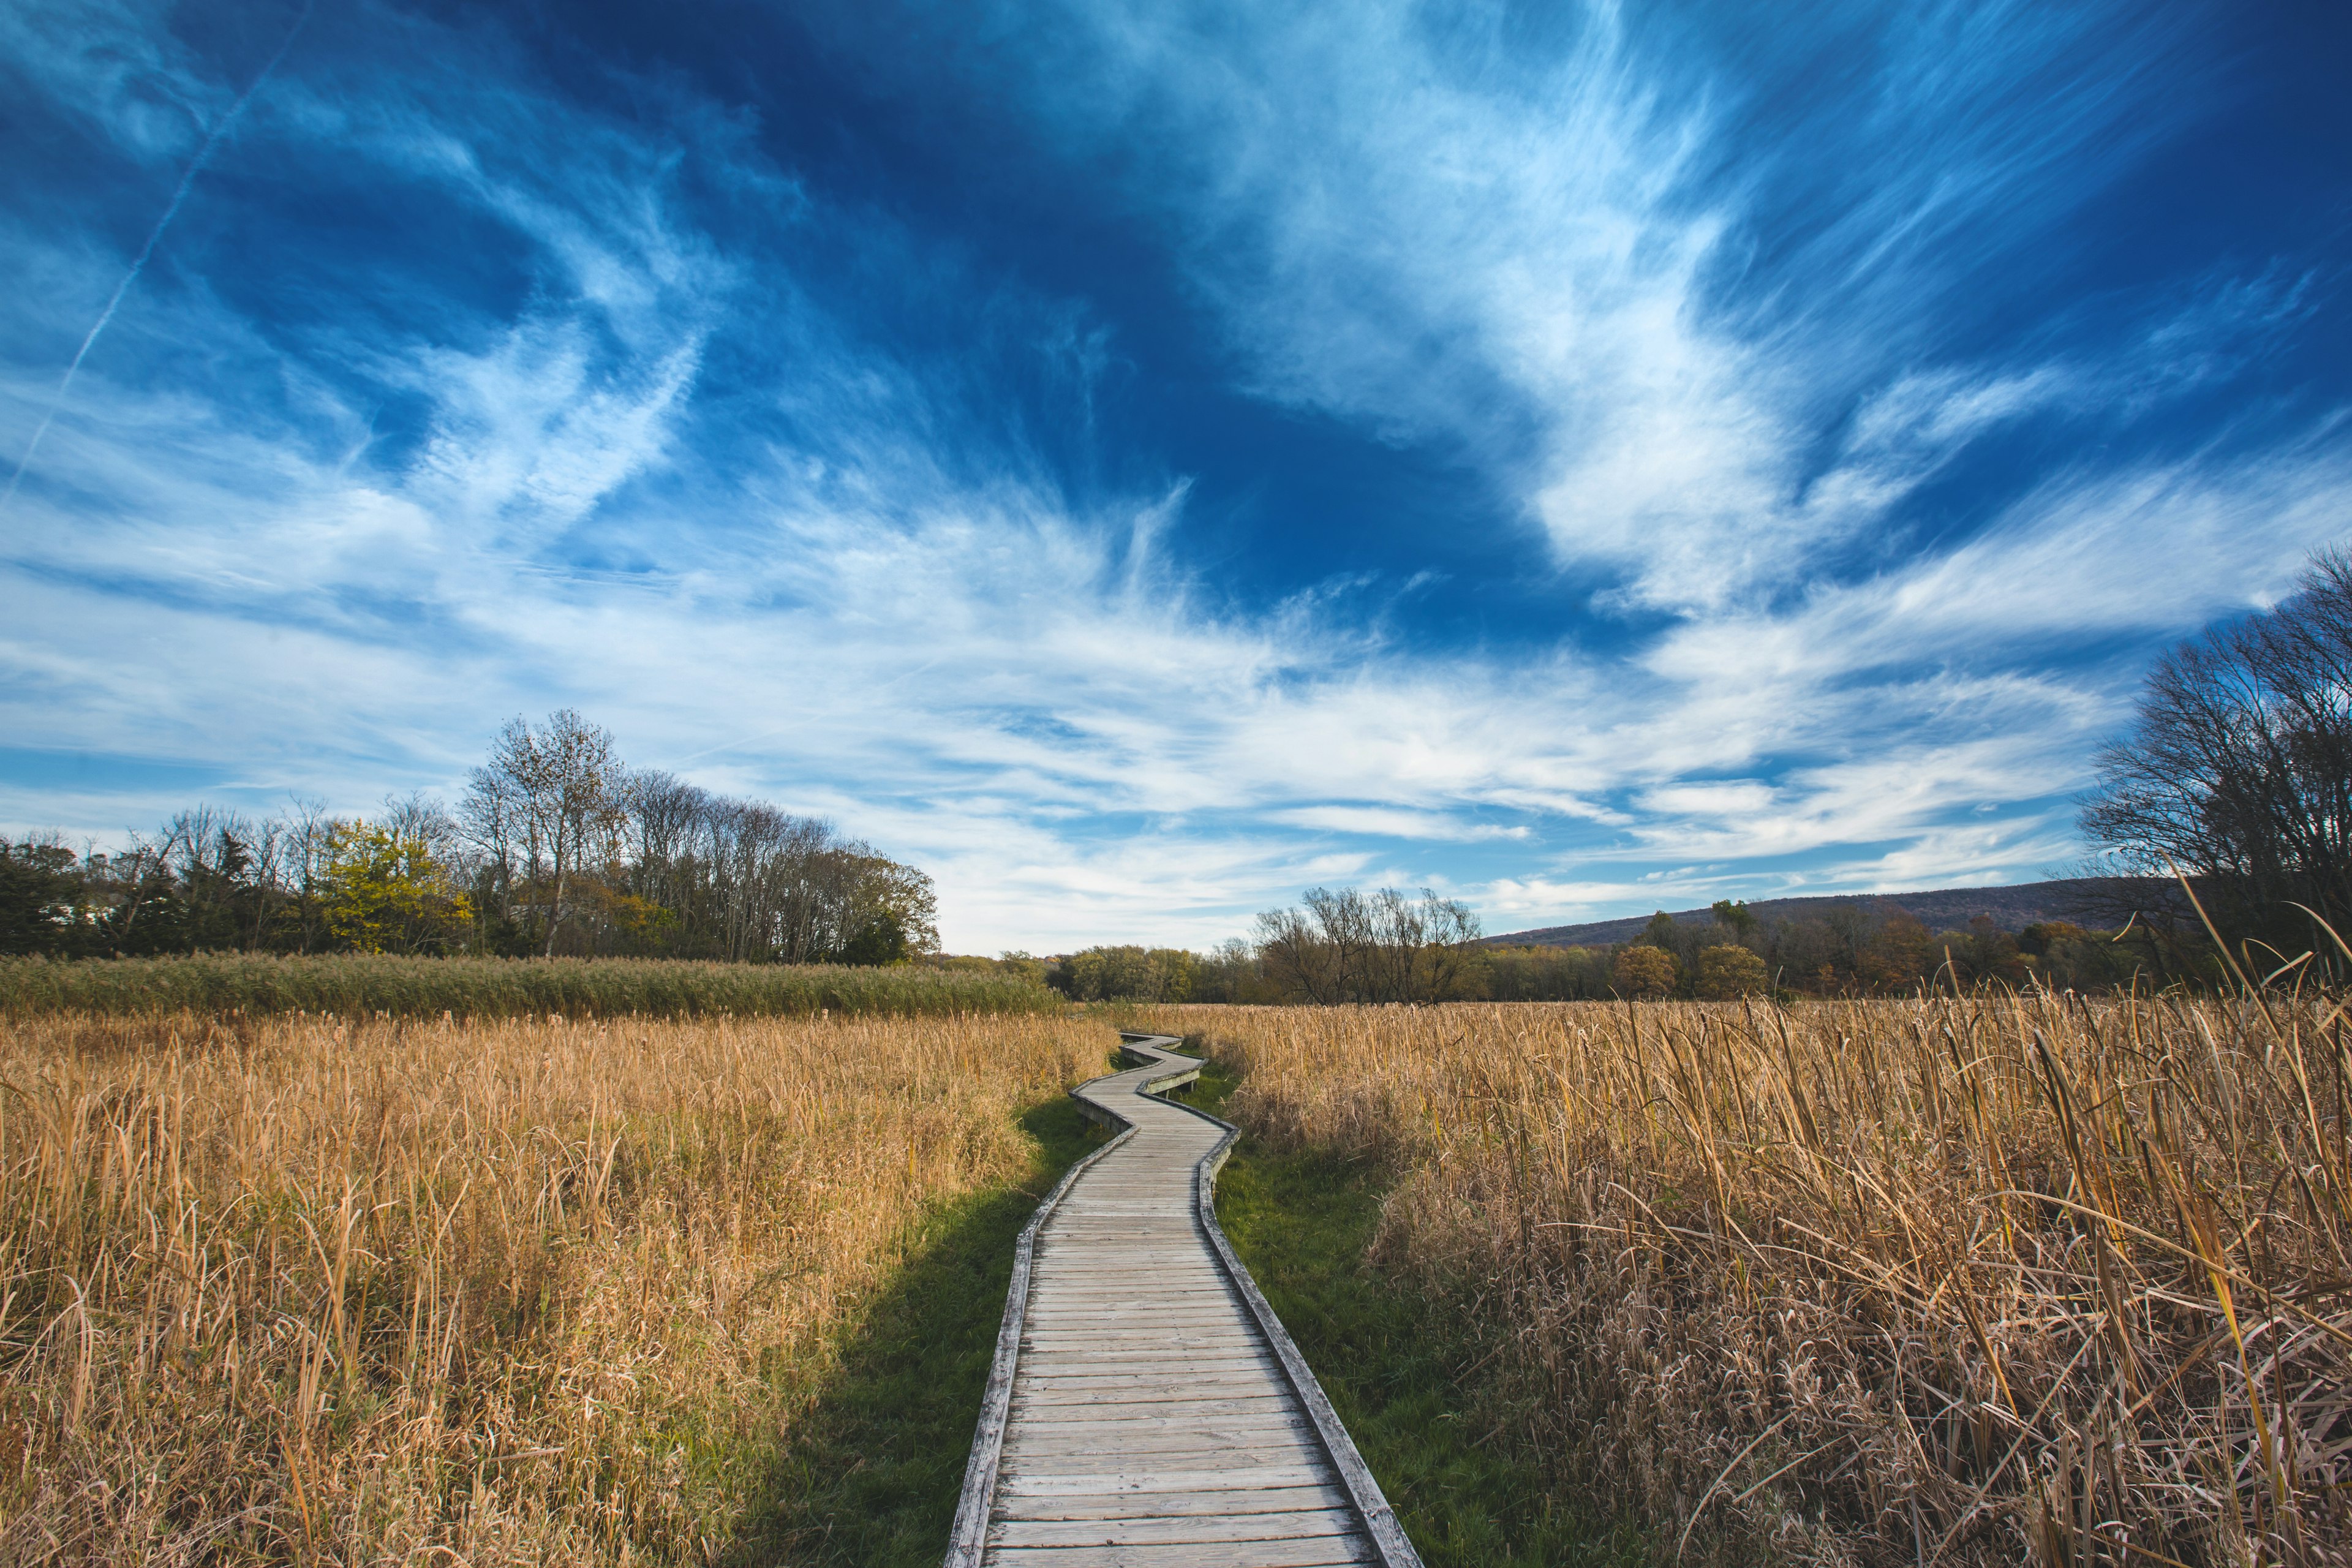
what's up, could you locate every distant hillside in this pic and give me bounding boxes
[1490,878,2171,949]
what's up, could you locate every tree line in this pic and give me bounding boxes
[1559,900,2163,1001]
[0,710,937,965]
[1044,889,2163,1005]
[1042,886,1484,1004]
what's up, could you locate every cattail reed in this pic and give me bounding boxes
[1169,994,2352,1567]
[0,1010,1103,1564]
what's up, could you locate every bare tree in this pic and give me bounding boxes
[1254,904,1343,1002]
[244,816,285,950]
[466,711,630,956]
[277,797,342,954]
[93,829,172,946]
[381,791,462,859]
[1305,887,1377,996]
[2082,548,2352,968]
[1413,892,1483,1000]
[1254,884,1484,1003]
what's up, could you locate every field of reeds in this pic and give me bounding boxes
[0,1009,1107,1564]
[0,952,1061,1019]
[1164,995,2352,1567]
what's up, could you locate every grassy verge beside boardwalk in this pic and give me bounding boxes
[0,951,1061,1018]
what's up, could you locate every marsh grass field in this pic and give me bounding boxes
[0,1008,1106,1565]
[10,984,2347,1567]
[1166,995,2352,1567]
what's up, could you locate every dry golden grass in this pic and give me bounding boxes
[0,1010,1106,1565]
[1166,995,2352,1567]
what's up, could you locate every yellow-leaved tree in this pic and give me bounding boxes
[1695,943,1771,999]
[1611,944,1678,1000]
[324,823,474,954]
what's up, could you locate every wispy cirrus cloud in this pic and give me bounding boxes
[0,0,2344,949]
[978,0,2237,608]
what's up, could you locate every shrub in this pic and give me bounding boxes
[1052,945,1197,1002]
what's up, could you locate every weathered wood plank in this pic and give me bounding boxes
[1017,1344,1273,1364]
[1019,1293,1242,1309]
[986,1537,1371,1567]
[997,1464,1332,1496]
[1017,1335,1261,1352]
[1001,1420,1321,1449]
[1001,1412,1321,1440]
[995,1484,1352,1521]
[992,1438,1336,1476]
[1014,1398,1299,1423]
[1001,1412,1314,1440]
[1017,1365,1278,1387]
[1001,1440,1328,1470]
[987,1508,1363,1547]
[1017,1334,1260,1350]
[1014,1368,1281,1392]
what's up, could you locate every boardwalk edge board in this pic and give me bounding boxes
[943,1030,1424,1568]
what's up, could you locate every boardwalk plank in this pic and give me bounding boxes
[987,1507,1362,1547]
[987,1542,1371,1567]
[1001,1440,1329,1470]
[995,1484,1352,1521]
[997,1466,1332,1496]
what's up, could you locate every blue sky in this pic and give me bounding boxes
[2,0,2348,951]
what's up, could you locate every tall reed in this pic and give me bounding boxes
[0,1010,1104,1564]
[1169,995,2352,1566]
[0,952,1062,1019]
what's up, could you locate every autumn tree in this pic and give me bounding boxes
[1711,899,1758,939]
[1054,946,1199,1001]
[1612,944,1678,999]
[1861,911,1934,991]
[4,715,947,966]
[323,822,474,954]
[1696,943,1770,999]
[1943,914,2026,986]
[838,851,941,960]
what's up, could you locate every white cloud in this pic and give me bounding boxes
[1274,805,1531,842]
[2,0,2345,952]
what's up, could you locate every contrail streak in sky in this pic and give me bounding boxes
[1,0,315,514]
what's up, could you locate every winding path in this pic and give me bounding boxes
[945,1033,1422,1568]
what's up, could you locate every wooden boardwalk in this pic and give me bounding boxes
[946,1035,1420,1568]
